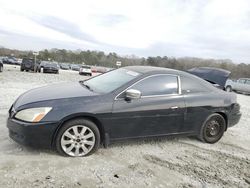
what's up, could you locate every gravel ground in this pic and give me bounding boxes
[0,64,249,188]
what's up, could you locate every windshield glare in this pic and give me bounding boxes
[84,68,141,93]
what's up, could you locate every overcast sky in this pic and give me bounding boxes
[0,0,250,63]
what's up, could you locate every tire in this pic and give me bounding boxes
[89,73,92,76]
[0,65,3,72]
[225,86,232,92]
[20,68,24,72]
[55,118,100,157]
[198,114,226,143]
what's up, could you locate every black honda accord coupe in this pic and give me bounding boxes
[7,66,241,157]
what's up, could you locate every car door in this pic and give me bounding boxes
[109,74,186,140]
[235,79,246,92]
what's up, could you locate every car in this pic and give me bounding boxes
[3,57,18,65]
[38,61,49,72]
[7,66,241,157]
[91,66,97,73]
[79,65,92,76]
[96,66,107,73]
[0,59,3,72]
[60,63,70,70]
[20,58,40,72]
[17,58,22,65]
[43,62,59,74]
[225,78,250,94]
[71,64,80,71]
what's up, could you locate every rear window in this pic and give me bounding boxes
[81,66,91,69]
[22,58,34,63]
[181,76,210,94]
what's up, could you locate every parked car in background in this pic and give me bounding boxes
[60,63,70,70]
[7,66,241,157]
[225,78,250,94]
[71,64,80,71]
[43,62,59,74]
[91,66,97,73]
[0,59,3,72]
[38,61,49,72]
[3,57,18,65]
[17,58,22,65]
[20,58,40,72]
[79,65,92,76]
[96,66,107,73]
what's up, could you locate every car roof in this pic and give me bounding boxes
[124,66,184,75]
[123,66,219,91]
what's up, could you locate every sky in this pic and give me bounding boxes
[0,0,250,63]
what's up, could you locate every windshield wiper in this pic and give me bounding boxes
[79,81,93,91]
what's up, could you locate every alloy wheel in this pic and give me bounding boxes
[205,120,221,137]
[60,125,95,157]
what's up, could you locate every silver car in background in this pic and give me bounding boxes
[79,65,92,76]
[225,78,250,94]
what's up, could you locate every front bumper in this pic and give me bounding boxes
[44,68,58,73]
[7,118,59,148]
[228,112,242,128]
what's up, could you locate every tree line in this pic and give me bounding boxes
[0,47,250,78]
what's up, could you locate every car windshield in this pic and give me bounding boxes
[83,68,141,93]
[81,66,90,69]
[46,63,57,67]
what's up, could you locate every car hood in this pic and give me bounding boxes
[187,67,231,89]
[44,65,58,68]
[14,82,98,108]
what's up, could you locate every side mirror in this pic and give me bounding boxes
[125,89,141,100]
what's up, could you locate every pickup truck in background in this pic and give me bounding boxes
[225,78,250,94]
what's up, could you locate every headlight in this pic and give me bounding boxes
[15,107,52,122]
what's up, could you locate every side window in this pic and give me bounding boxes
[130,75,178,96]
[245,80,250,85]
[238,79,246,84]
[181,76,210,94]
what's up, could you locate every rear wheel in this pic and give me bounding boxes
[198,114,226,143]
[55,119,100,157]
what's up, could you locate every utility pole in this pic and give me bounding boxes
[33,52,39,72]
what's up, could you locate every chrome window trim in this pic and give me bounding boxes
[114,74,181,100]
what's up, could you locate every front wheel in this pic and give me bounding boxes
[55,119,100,157]
[225,86,232,92]
[198,114,226,143]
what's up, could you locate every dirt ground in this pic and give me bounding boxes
[0,64,249,188]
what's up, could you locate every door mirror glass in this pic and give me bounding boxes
[125,89,141,100]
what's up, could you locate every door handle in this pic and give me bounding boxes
[170,106,179,109]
